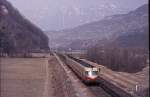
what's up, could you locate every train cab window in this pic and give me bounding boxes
[91,71,98,75]
[85,71,98,76]
[86,71,98,76]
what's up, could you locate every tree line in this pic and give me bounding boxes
[86,47,148,73]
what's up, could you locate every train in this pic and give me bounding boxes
[63,54,100,83]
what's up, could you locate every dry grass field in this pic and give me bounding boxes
[0,58,48,97]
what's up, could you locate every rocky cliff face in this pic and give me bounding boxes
[0,0,49,54]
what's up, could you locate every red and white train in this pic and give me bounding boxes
[64,55,100,83]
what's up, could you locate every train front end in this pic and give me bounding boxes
[84,67,99,83]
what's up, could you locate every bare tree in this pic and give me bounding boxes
[86,47,148,73]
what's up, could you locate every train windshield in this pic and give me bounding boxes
[91,71,98,75]
[86,71,98,76]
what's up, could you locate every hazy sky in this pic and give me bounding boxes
[8,0,148,31]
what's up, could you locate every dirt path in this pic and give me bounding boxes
[48,56,77,97]
[43,58,50,97]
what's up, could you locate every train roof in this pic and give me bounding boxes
[68,55,94,68]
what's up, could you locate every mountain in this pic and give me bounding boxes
[17,0,129,30]
[111,26,149,48]
[0,0,49,54]
[47,4,148,50]
[49,4,126,30]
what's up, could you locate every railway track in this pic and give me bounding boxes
[55,53,134,97]
[89,85,111,97]
[81,59,141,97]
[87,77,131,97]
[54,53,96,97]
[97,77,134,97]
